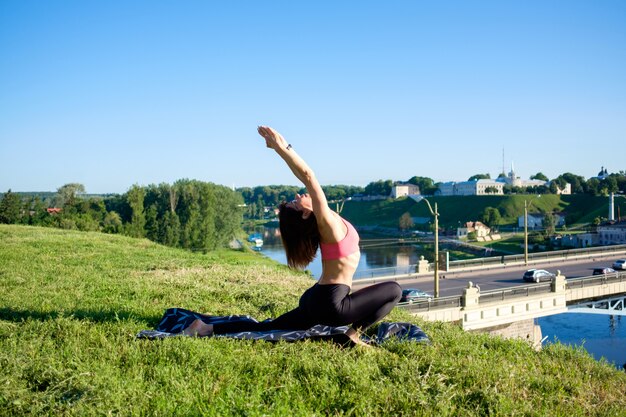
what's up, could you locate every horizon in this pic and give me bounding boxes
[4,165,619,196]
[2,2,625,194]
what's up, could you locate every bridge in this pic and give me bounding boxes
[567,295,626,316]
[396,270,626,347]
[353,243,626,281]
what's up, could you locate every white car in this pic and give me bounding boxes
[612,259,626,270]
[523,269,554,283]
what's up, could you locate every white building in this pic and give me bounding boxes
[555,183,572,195]
[391,183,420,199]
[497,163,547,188]
[438,179,504,196]
[437,162,572,196]
[457,221,491,239]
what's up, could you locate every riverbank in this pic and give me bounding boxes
[2,224,625,416]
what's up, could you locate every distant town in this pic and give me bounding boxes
[1,166,625,252]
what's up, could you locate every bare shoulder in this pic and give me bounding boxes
[316,210,347,243]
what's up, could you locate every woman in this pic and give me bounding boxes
[183,126,402,344]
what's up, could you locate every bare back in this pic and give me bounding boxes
[318,212,360,287]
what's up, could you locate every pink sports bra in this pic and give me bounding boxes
[320,218,360,260]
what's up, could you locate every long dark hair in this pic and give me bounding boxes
[278,202,320,269]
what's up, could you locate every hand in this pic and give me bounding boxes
[257,126,288,151]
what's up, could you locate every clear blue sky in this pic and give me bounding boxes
[1,1,625,194]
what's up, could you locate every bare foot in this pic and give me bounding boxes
[346,328,371,348]
[182,319,214,337]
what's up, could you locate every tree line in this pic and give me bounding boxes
[238,184,365,219]
[0,180,243,252]
[236,171,626,220]
[2,170,625,235]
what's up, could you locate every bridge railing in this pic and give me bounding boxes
[448,244,626,270]
[566,271,626,289]
[353,265,418,280]
[477,283,553,303]
[397,296,461,312]
[396,271,626,315]
[354,244,626,280]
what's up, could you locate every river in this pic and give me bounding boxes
[253,226,626,370]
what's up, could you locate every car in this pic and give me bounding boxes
[592,267,616,275]
[522,269,554,283]
[612,259,626,270]
[400,288,433,303]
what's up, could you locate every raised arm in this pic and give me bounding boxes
[257,126,339,233]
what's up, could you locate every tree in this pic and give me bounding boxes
[555,173,585,194]
[530,172,549,182]
[481,207,501,231]
[322,186,346,201]
[246,202,257,220]
[145,204,159,241]
[54,183,86,208]
[174,179,217,251]
[126,185,146,238]
[159,210,181,247]
[549,182,559,194]
[212,184,244,248]
[256,195,265,219]
[599,176,618,195]
[586,178,600,196]
[484,186,499,194]
[542,212,556,237]
[364,180,393,196]
[0,190,21,224]
[468,174,490,181]
[102,211,123,234]
[407,176,436,195]
[399,212,414,231]
[24,196,51,226]
[152,184,181,246]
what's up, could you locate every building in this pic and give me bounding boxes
[517,213,566,229]
[556,223,626,248]
[391,183,420,199]
[554,234,595,248]
[457,221,491,239]
[596,223,626,245]
[437,182,456,196]
[437,162,572,196]
[497,163,547,188]
[438,179,504,196]
[555,183,572,195]
[596,166,609,180]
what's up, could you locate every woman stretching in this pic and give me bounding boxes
[183,126,402,344]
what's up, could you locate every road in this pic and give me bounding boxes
[353,256,623,298]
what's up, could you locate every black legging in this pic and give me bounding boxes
[212,281,402,334]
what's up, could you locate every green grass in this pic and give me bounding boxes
[1,225,625,416]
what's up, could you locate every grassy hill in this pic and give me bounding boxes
[1,224,625,416]
[341,195,610,229]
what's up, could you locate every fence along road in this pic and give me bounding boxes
[353,243,626,283]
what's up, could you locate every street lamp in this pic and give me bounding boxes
[415,197,440,298]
